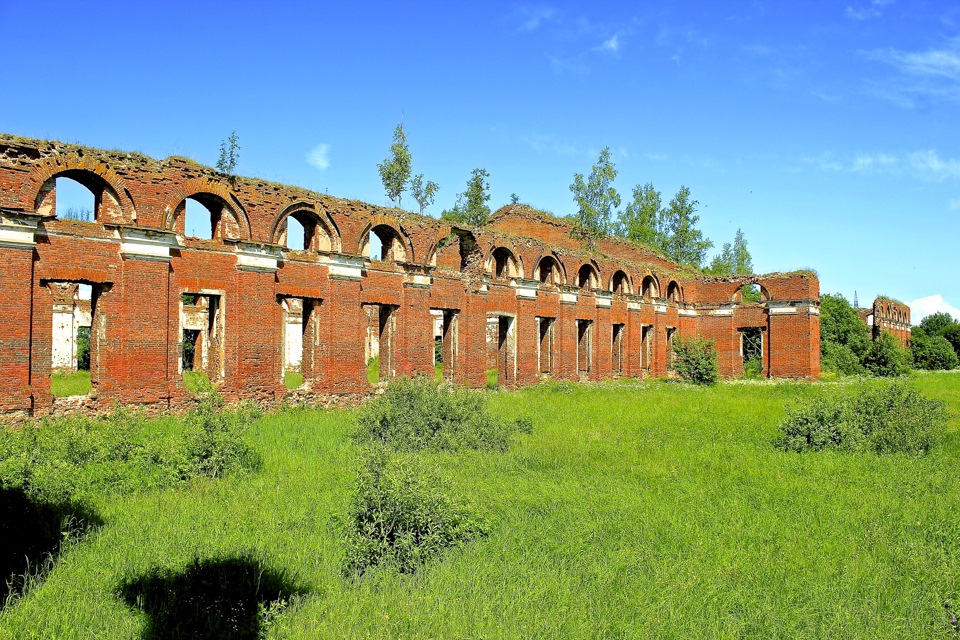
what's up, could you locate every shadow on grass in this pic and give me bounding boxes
[118,555,307,640]
[0,487,102,605]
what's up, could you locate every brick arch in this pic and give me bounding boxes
[609,269,633,295]
[532,251,566,284]
[423,225,454,267]
[731,280,771,303]
[357,213,415,263]
[268,201,342,252]
[22,153,136,221]
[575,259,601,289]
[161,177,252,240]
[484,242,525,279]
[666,280,683,303]
[640,273,660,299]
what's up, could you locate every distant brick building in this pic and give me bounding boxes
[858,297,911,346]
[0,134,821,419]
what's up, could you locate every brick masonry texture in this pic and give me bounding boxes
[0,133,822,419]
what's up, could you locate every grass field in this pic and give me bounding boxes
[3,373,960,638]
[49,371,91,397]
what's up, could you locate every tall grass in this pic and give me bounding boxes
[2,374,960,638]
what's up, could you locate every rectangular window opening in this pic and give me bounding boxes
[612,323,625,374]
[577,319,593,375]
[538,317,555,375]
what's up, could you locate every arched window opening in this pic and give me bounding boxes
[362,224,406,262]
[667,281,682,303]
[277,209,334,252]
[536,256,561,285]
[641,275,659,300]
[577,264,598,290]
[179,194,242,240]
[490,247,518,279]
[285,217,306,250]
[733,283,768,304]
[54,177,95,221]
[184,198,214,239]
[611,271,630,295]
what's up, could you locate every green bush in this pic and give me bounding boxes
[670,336,719,385]
[776,382,947,455]
[341,448,487,576]
[819,294,870,375]
[862,332,910,377]
[821,341,865,376]
[183,393,262,479]
[743,356,763,379]
[354,376,529,452]
[76,327,90,371]
[0,394,260,503]
[911,327,960,371]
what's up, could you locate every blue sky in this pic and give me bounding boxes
[2,0,958,320]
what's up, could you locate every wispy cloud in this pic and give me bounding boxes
[862,36,960,105]
[845,0,895,21]
[802,149,960,180]
[523,133,580,156]
[306,144,330,171]
[597,34,620,53]
[950,197,960,210]
[909,294,960,322]
[907,150,960,179]
[516,5,556,31]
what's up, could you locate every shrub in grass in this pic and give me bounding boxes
[0,394,260,503]
[354,376,530,452]
[743,355,764,379]
[776,382,947,454]
[670,336,719,385]
[183,393,262,479]
[341,448,488,576]
[911,328,959,371]
[862,332,911,377]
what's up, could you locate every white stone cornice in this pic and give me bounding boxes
[234,241,283,273]
[117,226,179,262]
[513,278,539,300]
[327,253,365,280]
[0,210,41,249]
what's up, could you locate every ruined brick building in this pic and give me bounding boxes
[858,297,911,346]
[0,134,821,419]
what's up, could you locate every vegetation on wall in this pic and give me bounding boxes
[440,168,491,226]
[377,123,412,208]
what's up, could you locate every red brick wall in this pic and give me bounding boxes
[0,133,822,418]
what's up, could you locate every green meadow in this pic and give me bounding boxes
[3,373,960,639]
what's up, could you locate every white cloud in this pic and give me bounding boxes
[306,144,330,171]
[599,34,620,53]
[802,149,960,180]
[863,37,960,105]
[845,0,895,21]
[907,149,960,180]
[909,294,960,323]
[517,6,556,31]
[523,133,580,156]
